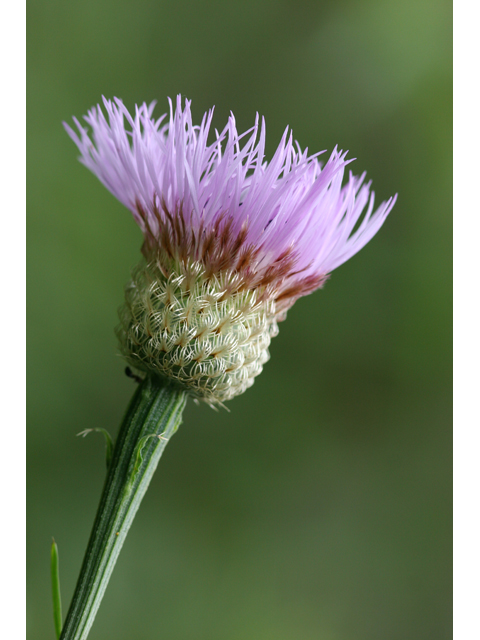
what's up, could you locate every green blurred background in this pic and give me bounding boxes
[28,0,452,638]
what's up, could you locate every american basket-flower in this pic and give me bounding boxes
[65,95,396,407]
[55,96,397,640]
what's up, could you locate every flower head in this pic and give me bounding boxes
[65,96,396,406]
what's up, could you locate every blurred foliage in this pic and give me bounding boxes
[27,0,451,638]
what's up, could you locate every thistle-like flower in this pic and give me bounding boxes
[65,96,396,406]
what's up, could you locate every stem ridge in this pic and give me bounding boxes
[60,377,187,640]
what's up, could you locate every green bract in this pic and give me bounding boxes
[117,259,279,406]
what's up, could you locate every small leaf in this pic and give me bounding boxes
[126,432,166,491]
[51,538,62,640]
[77,428,114,468]
[131,434,157,479]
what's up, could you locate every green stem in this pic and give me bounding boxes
[59,376,187,640]
[51,539,63,639]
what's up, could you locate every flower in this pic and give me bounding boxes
[65,96,396,406]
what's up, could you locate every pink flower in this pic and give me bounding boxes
[65,96,396,404]
[65,96,396,315]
